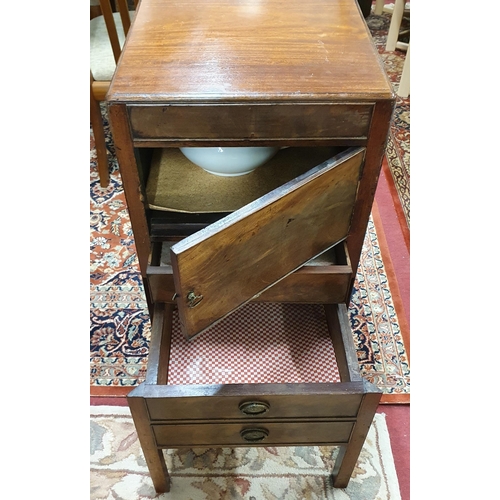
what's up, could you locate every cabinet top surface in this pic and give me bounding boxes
[107,0,393,103]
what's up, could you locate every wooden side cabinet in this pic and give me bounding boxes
[107,0,395,493]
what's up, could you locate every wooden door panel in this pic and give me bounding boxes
[171,147,365,338]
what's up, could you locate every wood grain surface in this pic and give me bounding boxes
[107,0,392,102]
[171,147,364,338]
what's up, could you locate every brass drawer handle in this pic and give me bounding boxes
[240,427,269,442]
[186,291,203,308]
[239,401,270,416]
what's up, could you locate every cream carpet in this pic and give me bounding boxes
[90,407,401,499]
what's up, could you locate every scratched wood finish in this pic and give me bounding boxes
[129,103,373,141]
[107,0,392,102]
[170,148,364,339]
[144,383,364,420]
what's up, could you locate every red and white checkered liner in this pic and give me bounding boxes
[167,303,341,385]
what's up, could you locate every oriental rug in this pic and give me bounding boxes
[367,11,410,230]
[90,8,411,402]
[90,138,410,401]
[90,406,401,500]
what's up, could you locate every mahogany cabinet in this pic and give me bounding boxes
[107,0,395,492]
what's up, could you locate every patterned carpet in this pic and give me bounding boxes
[91,407,401,500]
[367,11,410,229]
[90,140,410,400]
[90,7,410,401]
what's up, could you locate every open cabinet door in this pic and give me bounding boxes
[170,147,365,339]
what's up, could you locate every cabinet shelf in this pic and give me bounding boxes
[145,146,347,214]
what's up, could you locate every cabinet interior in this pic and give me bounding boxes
[135,146,352,242]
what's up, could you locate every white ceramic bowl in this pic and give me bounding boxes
[179,146,280,176]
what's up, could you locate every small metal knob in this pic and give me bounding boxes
[186,291,203,308]
[240,427,269,442]
[239,401,270,416]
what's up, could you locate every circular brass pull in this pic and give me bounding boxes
[240,427,269,442]
[238,401,270,416]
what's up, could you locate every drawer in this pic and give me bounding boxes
[147,241,352,305]
[129,103,373,143]
[145,383,365,421]
[138,302,370,422]
[152,420,355,447]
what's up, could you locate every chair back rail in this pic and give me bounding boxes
[99,0,125,64]
[116,0,132,34]
[90,0,137,187]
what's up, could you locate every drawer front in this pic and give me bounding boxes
[129,103,373,141]
[148,242,352,305]
[152,420,354,447]
[148,265,351,304]
[145,388,364,421]
[256,268,351,303]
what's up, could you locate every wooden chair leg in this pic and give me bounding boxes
[90,76,110,188]
[331,389,381,487]
[397,42,410,98]
[385,0,405,52]
[127,396,171,493]
[374,0,385,15]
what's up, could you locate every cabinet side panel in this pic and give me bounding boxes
[108,103,151,275]
[345,99,394,283]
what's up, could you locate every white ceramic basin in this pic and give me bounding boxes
[179,146,280,176]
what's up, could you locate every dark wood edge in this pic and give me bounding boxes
[346,99,395,292]
[155,438,353,449]
[324,304,362,383]
[107,94,392,103]
[126,396,170,492]
[90,389,409,404]
[145,303,174,385]
[90,386,133,397]
[129,380,367,398]
[150,416,358,425]
[332,389,382,487]
[108,103,151,274]
[380,393,410,404]
[147,263,351,277]
[149,241,163,267]
[132,138,368,148]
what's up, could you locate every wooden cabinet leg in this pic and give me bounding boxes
[127,395,171,492]
[331,389,381,487]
